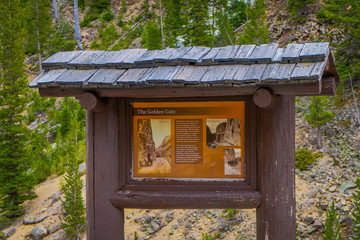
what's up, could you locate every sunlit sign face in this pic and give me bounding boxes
[132,101,245,180]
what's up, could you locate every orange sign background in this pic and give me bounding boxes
[132,101,245,180]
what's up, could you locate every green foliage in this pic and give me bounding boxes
[97,24,120,50]
[317,0,360,78]
[23,0,52,56]
[60,114,86,238]
[214,6,236,46]
[141,20,162,50]
[238,0,269,45]
[224,209,238,219]
[0,0,36,224]
[295,149,317,170]
[286,0,314,18]
[202,232,221,240]
[47,19,76,55]
[305,96,334,128]
[228,0,247,30]
[102,10,114,22]
[89,0,110,15]
[181,0,214,47]
[163,0,182,47]
[322,200,342,240]
[352,178,360,238]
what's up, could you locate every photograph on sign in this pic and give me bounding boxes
[137,119,171,175]
[132,101,245,180]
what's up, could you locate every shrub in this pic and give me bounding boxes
[322,200,342,240]
[295,149,317,170]
[352,178,360,238]
[102,10,114,22]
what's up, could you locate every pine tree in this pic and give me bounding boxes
[23,0,52,71]
[181,0,214,47]
[142,20,162,50]
[352,178,360,238]
[238,0,269,45]
[322,200,342,240]
[163,0,182,47]
[61,112,86,238]
[304,97,334,149]
[0,0,36,225]
[317,0,360,78]
[213,1,236,46]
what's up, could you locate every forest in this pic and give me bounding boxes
[0,0,359,239]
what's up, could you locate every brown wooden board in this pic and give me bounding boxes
[249,44,278,63]
[256,95,296,240]
[42,51,83,68]
[110,190,261,209]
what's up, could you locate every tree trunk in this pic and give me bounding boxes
[36,2,42,72]
[317,126,322,149]
[53,0,59,20]
[159,0,164,49]
[74,0,83,50]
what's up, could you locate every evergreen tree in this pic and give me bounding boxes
[181,0,214,47]
[304,96,334,149]
[23,0,52,71]
[322,200,342,240]
[163,0,182,47]
[142,20,162,50]
[286,0,314,18]
[228,0,247,30]
[213,1,236,46]
[0,0,36,225]
[352,178,360,238]
[61,112,86,238]
[317,0,360,78]
[238,0,269,45]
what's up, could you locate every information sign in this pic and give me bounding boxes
[132,101,245,179]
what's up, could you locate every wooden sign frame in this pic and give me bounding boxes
[110,96,261,209]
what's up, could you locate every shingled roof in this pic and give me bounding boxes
[30,43,339,97]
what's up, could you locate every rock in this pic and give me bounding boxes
[78,162,86,175]
[150,220,161,232]
[49,222,62,234]
[51,193,59,205]
[4,228,16,238]
[340,181,357,193]
[328,186,337,192]
[44,229,67,240]
[303,216,314,225]
[145,214,154,223]
[26,226,48,240]
[307,225,317,234]
[340,215,354,227]
[23,215,48,225]
[312,218,323,230]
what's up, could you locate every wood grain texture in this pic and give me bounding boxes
[54,69,97,85]
[290,63,316,80]
[90,51,120,66]
[249,44,278,63]
[92,99,124,240]
[110,190,261,209]
[300,42,329,62]
[33,69,66,87]
[69,51,105,66]
[179,46,210,62]
[42,51,83,68]
[282,44,304,62]
[243,64,267,82]
[272,47,284,63]
[256,95,296,240]
[86,69,125,85]
[214,45,239,62]
[86,110,95,239]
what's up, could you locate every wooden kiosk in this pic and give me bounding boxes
[30,43,339,240]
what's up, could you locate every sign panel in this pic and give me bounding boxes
[132,101,245,179]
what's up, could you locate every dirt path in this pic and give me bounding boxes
[138,158,171,175]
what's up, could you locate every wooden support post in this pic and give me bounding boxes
[256,95,296,239]
[86,98,124,240]
[79,92,107,112]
